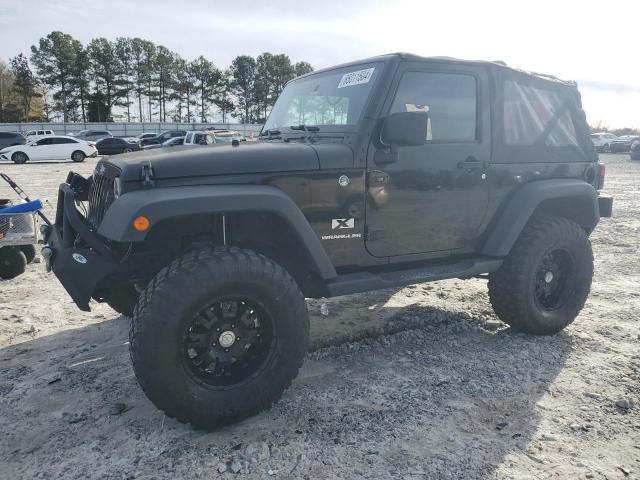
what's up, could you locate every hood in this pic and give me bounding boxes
[105,141,323,182]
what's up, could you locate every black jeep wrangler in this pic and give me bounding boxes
[43,53,613,430]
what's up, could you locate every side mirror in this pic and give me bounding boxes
[381,111,428,147]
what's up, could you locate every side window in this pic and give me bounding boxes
[26,131,36,136]
[390,72,477,142]
[36,138,52,146]
[53,138,76,144]
[503,81,578,146]
[37,130,45,135]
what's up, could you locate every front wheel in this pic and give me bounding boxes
[11,152,28,164]
[129,247,309,430]
[488,215,593,335]
[71,150,86,162]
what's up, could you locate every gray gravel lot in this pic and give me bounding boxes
[0,154,638,479]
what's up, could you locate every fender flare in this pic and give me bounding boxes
[98,184,337,280]
[481,179,599,257]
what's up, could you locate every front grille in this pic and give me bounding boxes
[87,163,119,228]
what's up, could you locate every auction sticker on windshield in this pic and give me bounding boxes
[338,68,375,88]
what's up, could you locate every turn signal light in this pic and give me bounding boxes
[133,215,150,232]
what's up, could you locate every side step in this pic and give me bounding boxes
[326,258,503,297]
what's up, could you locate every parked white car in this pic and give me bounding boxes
[24,129,55,142]
[590,132,618,152]
[0,136,97,164]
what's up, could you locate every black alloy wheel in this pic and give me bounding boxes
[182,297,275,387]
[534,248,576,311]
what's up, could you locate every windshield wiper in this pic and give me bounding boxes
[289,125,320,132]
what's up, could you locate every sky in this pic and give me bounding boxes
[0,0,638,128]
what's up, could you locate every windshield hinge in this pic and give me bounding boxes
[141,162,155,188]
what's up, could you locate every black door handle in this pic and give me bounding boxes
[457,156,485,170]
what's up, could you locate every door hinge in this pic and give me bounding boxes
[365,226,385,241]
[367,170,389,188]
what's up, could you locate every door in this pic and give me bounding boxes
[99,138,115,154]
[48,137,74,158]
[31,137,55,160]
[365,64,491,257]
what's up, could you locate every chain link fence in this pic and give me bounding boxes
[0,122,264,138]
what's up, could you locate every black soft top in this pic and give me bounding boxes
[301,52,577,89]
[299,53,594,164]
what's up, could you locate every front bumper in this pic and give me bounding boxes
[44,183,118,311]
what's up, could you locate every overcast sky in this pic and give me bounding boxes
[0,0,638,128]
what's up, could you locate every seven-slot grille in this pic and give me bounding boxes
[86,163,119,228]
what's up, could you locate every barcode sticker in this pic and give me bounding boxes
[338,68,375,88]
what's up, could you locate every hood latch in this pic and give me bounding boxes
[141,161,155,188]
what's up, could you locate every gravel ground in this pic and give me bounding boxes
[0,154,638,479]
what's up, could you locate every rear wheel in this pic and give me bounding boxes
[603,143,610,153]
[11,152,28,164]
[488,215,593,335]
[123,147,133,153]
[129,247,309,430]
[71,150,86,162]
[0,247,27,279]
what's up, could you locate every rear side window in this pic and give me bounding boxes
[503,81,578,146]
[390,72,477,142]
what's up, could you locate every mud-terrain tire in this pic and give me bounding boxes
[106,283,139,317]
[488,215,593,335]
[0,247,27,279]
[19,245,36,264]
[129,247,309,430]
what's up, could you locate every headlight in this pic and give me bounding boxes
[113,177,122,198]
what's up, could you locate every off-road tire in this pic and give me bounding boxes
[11,152,28,164]
[19,245,36,264]
[129,246,309,430]
[488,215,593,335]
[0,247,27,279]
[71,150,86,162]
[106,283,139,317]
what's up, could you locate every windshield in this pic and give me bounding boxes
[263,62,381,132]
